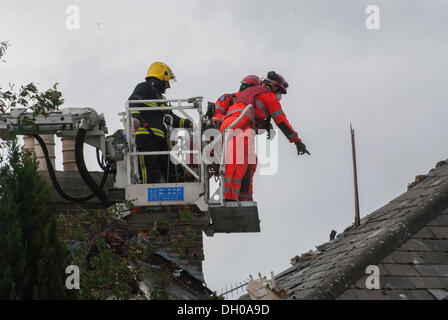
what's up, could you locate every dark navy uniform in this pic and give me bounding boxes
[129,77,191,183]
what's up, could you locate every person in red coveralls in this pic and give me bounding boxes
[211,75,261,124]
[220,71,310,202]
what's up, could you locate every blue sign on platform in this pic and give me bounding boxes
[148,187,184,202]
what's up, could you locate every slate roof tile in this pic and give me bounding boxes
[335,289,358,300]
[378,248,448,265]
[414,227,436,239]
[427,226,448,239]
[427,289,448,300]
[399,239,432,251]
[414,264,448,277]
[285,289,315,300]
[427,214,448,226]
[381,276,416,290]
[409,277,448,289]
[338,289,436,300]
[419,251,448,264]
[349,289,390,300]
[380,264,420,277]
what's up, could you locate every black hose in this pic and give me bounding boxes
[33,135,109,203]
[96,148,107,171]
[75,128,111,207]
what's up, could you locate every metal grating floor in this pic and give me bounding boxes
[209,201,261,233]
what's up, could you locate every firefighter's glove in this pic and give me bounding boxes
[132,118,141,132]
[295,140,310,156]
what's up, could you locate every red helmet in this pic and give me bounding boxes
[264,71,289,94]
[240,75,261,91]
[241,75,261,87]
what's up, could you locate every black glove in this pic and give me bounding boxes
[206,102,216,119]
[295,140,310,156]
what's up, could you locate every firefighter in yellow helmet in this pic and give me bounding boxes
[129,62,192,183]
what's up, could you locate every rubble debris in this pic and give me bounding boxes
[408,175,428,190]
[408,160,448,190]
[246,272,287,300]
[329,230,337,241]
[290,250,317,265]
[435,160,447,168]
[316,231,345,252]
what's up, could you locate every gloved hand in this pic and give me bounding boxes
[295,140,310,156]
[132,118,141,132]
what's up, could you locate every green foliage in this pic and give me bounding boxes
[0,82,64,125]
[173,208,197,259]
[0,41,70,299]
[0,41,8,61]
[55,195,200,300]
[179,208,195,222]
[62,206,147,300]
[0,134,71,299]
[149,267,171,300]
[0,42,64,130]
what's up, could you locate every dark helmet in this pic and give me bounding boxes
[263,71,289,94]
[239,75,261,91]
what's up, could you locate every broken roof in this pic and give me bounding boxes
[268,160,448,300]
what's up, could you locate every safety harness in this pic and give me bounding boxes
[224,85,271,129]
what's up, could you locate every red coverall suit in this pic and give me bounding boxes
[212,92,240,123]
[220,85,300,201]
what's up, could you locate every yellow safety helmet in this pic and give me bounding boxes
[146,62,176,83]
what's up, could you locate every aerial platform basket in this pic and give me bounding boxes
[117,97,261,236]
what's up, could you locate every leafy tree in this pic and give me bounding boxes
[0,41,8,61]
[0,134,70,299]
[0,41,69,299]
[0,139,26,298]
[63,207,140,299]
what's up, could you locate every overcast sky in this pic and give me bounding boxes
[1,0,447,298]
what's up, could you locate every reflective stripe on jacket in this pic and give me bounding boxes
[212,92,239,123]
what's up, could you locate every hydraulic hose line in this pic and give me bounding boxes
[96,147,107,171]
[33,135,110,203]
[74,128,111,208]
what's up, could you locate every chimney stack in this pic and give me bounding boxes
[33,134,55,171]
[61,137,77,171]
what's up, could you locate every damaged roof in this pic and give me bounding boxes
[272,160,448,300]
